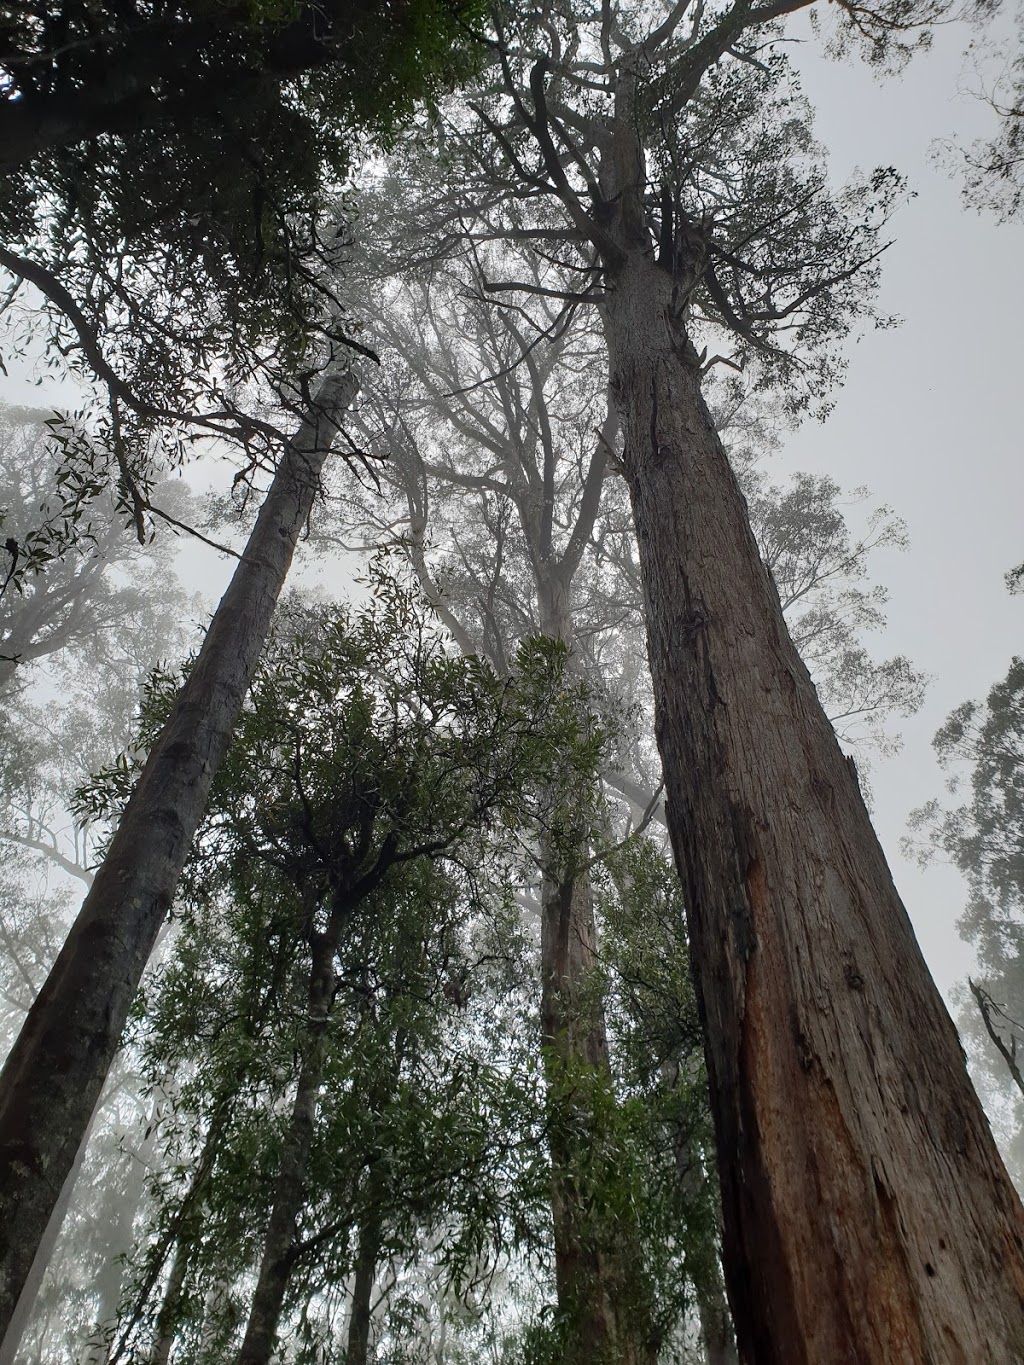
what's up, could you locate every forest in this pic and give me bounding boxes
[1,0,1023,1360]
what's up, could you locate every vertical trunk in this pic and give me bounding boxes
[344,1210,381,1365]
[148,1237,189,1365]
[537,583,657,1365]
[541,867,648,1364]
[0,368,357,1338]
[660,1059,739,1365]
[236,930,336,1365]
[696,1281,739,1365]
[604,251,1024,1362]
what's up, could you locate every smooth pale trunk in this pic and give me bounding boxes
[605,253,1024,1363]
[0,369,358,1337]
[148,1237,188,1365]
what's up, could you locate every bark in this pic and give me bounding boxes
[0,367,358,1340]
[344,1210,382,1365]
[541,867,655,1365]
[0,1118,91,1365]
[236,929,338,1365]
[602,251,1024,1362]
[697,1283,739,1365]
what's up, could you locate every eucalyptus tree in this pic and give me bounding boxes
[331,254,922,1363]
[0,430,199,1365]
[362,1,1024,1351]
[0,359,360,1338]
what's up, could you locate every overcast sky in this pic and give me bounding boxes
[783,16,1024,995]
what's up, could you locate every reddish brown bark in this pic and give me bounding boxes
[603,251,1024,1362]
[0,368,357,1338]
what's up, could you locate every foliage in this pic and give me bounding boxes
[906,655,1024,1180]
[947,11,1024,223]
[91,581,616,1362]
[0,0,485,552]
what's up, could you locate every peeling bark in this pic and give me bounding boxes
[0,368,358,1339]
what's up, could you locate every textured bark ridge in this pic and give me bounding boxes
[604,255,1024,1363]
[0,368,358,1338]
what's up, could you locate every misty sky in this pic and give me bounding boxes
[780,17,1024,995]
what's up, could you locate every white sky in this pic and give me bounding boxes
[782,16,1024,995]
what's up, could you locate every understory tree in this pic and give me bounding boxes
[78,583,611,1364]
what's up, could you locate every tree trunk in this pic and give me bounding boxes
[344,1210,381,1365]
[540,863,658,1365]
[537,582,658,1365]
[603,250,1024,1362]
[236,929,337,1365]
[0,367,358,1339]
[148,1237,189,1365]
[0,1115,92,1365]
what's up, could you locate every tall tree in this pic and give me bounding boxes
[335,257,925,1361]
[0,362,357,1338]
[370,2,1024,1355]
[93,590,606,1364]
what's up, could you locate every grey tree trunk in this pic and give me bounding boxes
[344,1211,381,1365]
[537,582,658,1365]
[0,367,358,1339]
[148,1237,189,1365]
[0,1117,92,1365]
[603,251,1024,1361]
[236,929,338,1365]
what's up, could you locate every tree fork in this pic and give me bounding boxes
[0,366,358,1338]
[604,254,1024,1362]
